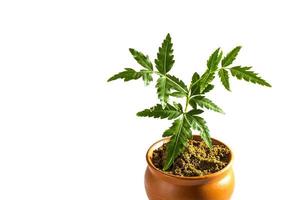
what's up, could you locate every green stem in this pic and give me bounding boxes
[184,95,190,113]
[184,84,192,113]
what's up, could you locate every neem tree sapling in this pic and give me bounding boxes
[108,33,271,173]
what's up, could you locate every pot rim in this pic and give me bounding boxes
[146,135,233,180]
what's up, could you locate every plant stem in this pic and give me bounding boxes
[184,84,192,113]
[183,95,188,112]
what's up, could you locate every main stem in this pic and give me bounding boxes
[184,94,190,113]
[184,84,192,113]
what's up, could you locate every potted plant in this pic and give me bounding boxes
[108,34,271,200]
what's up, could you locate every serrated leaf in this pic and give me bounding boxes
[156,76,171,109]
[190,72,200,96]
[162,123,176,137]
[170,91,186,98]
[230,66,272,87]
[137,104,181,120]
[202,84,214,94]
[166,74,188,94]
[192,49,222,95]
[155,33,174,74]
[162,119,181,137]
[129,48,153,70]
[199,70,215,93]
[218,68,230,91]
[141,70,153,86]
[222,46,241,67]
[163,117,192,170]
[107,68,142,82]
[194,97,224,113]
[186,115,212,148]
[172,102,183,112]
[207,48,223,72]
[196,48,223,92]
[189,98,197,110]
[187,109,204,116]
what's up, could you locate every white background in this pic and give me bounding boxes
[0,0,300,199]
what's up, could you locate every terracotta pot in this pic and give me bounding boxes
[145,135,234,200]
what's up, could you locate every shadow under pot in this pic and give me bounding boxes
[145,135,234,200]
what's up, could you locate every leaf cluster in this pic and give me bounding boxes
[108,34,271,170]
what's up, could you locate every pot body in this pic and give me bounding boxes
[144,136,235,200]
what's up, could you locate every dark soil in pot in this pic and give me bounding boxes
[152,139,231,177]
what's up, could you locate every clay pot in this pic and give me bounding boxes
[145,135,234,200]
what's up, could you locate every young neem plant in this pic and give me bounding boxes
[108,34,271,171]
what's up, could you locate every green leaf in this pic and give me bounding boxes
[202,84,214,94]
[207,48,223,72]
[218,68,230,91]
[198,49,222,93]
[162,122,175,137]
[222,46,241,67]
[141,70,153,86]
[166,74,188,94]
[189,98,197,109]
[194,97,224,113]
[199,70,216,93]
[137,104,181,120]
[172,102,183,112]
[129,48,153,70]
[230,66,272,87]
[155,33,174,74]
[190,72,200,96]
[163,117,192,170]
[162,118,185,137]
[170,91,186,98]
[186,115,212,148]
[156,76,171,109]
[191,48,222,95]
[107,68,142,82]
[187,109,204,116]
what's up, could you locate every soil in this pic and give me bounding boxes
[151,140,231,177]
